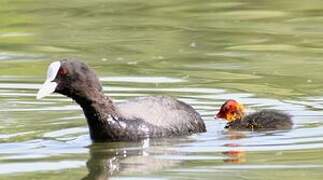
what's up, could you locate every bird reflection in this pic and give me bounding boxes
[82,138,177,180]
[222,131,246,164]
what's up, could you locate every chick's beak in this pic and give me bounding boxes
[215,112,223,119]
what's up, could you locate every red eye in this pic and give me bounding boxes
[58,68,68,76]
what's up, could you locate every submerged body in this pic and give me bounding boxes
[216,100,293,131]
[37,59,206,142]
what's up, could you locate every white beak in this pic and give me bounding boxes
[36,61,61,99]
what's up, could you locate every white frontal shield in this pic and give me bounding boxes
[36,61,61,99]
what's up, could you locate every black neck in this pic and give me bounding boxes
[71,89,118,141]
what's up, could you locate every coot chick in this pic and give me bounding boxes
[215,99,293,130]
[36,59,206,142]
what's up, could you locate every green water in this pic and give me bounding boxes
[1,0,323,179]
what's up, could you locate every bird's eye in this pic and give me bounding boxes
[58,68,68,76]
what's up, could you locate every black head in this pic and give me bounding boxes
[37,59,102,100]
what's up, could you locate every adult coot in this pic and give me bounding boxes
[37,59,206,142]
[215,99,293,130]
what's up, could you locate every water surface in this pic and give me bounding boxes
[1,0,323,179]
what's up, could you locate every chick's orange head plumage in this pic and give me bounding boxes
[216,99,245,122]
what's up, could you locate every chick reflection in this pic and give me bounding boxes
[82,138,176,180]
[222,131,246,164]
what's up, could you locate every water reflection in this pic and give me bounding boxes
[0,80,323,180]
[83,143,127,179]
[83,139,178,179]
[2,0,323,178]
[222,131,246,164]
